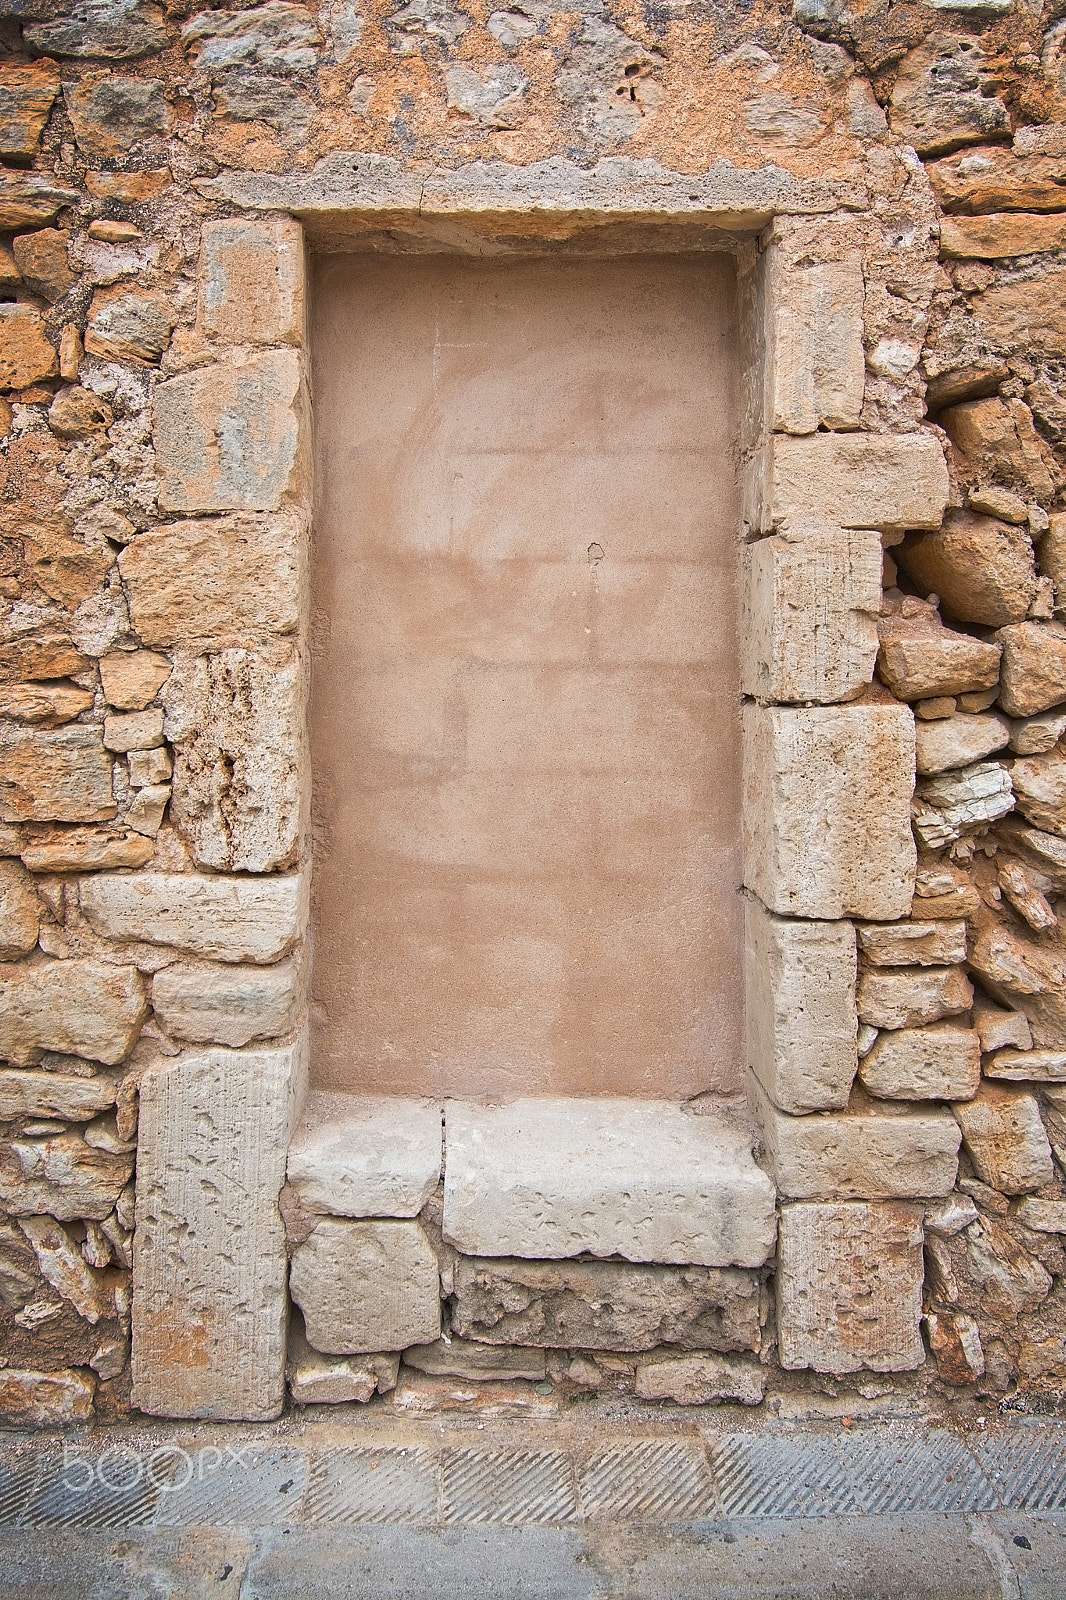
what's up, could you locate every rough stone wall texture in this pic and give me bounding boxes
[0,0,1064,1424]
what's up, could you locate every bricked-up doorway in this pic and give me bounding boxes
[310,253,742,1099]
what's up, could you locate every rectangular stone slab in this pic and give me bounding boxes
[131,1037,306,1421]
[79,870,307,962]
[286,1091,442,1218]
[442,1099,777,1268]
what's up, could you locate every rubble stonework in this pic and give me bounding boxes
[0,0,1064,1428]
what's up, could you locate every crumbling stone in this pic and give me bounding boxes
[859,1023,980,1102]
[857,965,973,1030]
[897,512,1036,629]
[953,1083,1055,1195]
[633,1352,765,1407]
[79,870,307,962]
[63,72,174,160]
[0,65,61,161]
[877,614,1001,702]
[290,1218,440,1354]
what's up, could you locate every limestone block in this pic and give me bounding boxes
[1016,1197,1066,1234]
[0,860,38,959]
[154,350,307,515]
[0,1368,94,1427]
[0,958,146,1066]
[973,997,1032,1053]
[25,2,168,60]
[984,1048,1066,1083]
[1010,753,1066,837]
[63,72,174,161]
[0,1129,133,1220]
[857,921,966,968]
[953,1083,1055,1195]
[181,4,323,72]
[403,1337,546,1381]
[914,712,1011,775]
[940,213,1066,259]
[877,617,1001,701]
[84,287,176,364]
[0,726,114,824]
[752,431,949,535]
[126,783,170,838]
[103,709,164,753]
[132,1038,306,1420]
[287,1091,442,1218]
[968,921,1066,1046]
[119,514,303,646]
[80,870,307,962]
[776,1201,925,1373]
[858,1023,981,1102]
[899,512,1036,629]
[449,1256,763,1352]
[151,956,301,1048]
[0,305,58,389]
[889,34,1008,158]
[633,1352,765,1406]
[442,1099,777,1269]
[128,746,172,787]
[744,898,857,1114]
[0,173,78,232]
[0,64,61,160]
[0,682,93,726]
[289,1218,440,1355]
[770,256,865,433]
[750,1076,961,1200]
[972,269,1066,364]
[742,703,916,921]
[287,1325,397,1405]
[199,218,305,347]
[99,650,171,711]
[20,828,152,872]
[162,645,306,873]
[740,525,880,704]
[924,1194,978,1237]
[941,397,1059,503]
[912,760,1014,849]
[0,1069,121,1121]
[857,965,973,1030]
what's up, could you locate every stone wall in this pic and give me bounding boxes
[0,0,1064,1425]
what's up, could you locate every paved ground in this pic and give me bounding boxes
[0,1396,1065,1597]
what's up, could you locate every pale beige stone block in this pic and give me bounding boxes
[0,957,147,1066]
[289,1218,440,1355]
[856,920,967,967]
[99,649,172,711]
[0,1129,133,1220]
[742,703,916,920]
[151,956,301,1048]
[744,897,857,1114]
[0,859,38,959]
[633,1351,765,1406]
[132,1037,306,1420]
[154,349,307,514]
[748,431,949,535]
[770,256,865,434]
[777,1201,925,1373]
[79,870,307,963]
[0,725,114,824]
[103,708,164,753]
[442,1099,777,1269]
[984,1047,1066,1082]
[741,524,881,704]
[0,1068,120,1121]
[750,1075,961,1200]
[287,1091,442,1218]
[857,965,973,1030]
[403,1337,546,1381]
[953,1082,1056,1194]
[199,218,305,347]
[914,712,1011,775]
[858,1023,981,1102]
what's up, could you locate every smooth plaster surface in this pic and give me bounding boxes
[310,253,742,1098]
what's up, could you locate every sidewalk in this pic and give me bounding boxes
[0,1396,1064,1598]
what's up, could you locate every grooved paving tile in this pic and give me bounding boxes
[577,1439,718,1523]
[711,1433,863,1518]
[19,1446,160,1530]
[441,1449,577,1526]
[840,1431,997,1515]
[150,1446,309,1529]
[974,1426,1066,1511]
[0,1453,56,1528]
[303,1448,439,1525]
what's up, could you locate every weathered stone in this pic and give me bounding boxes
[0,860,37,959]
[0,1129,134,1220]
[926,362,1008,413]
[128,746,171,787]
[0,634,86,684]
[777,1201,925,1373]
[753,431,949,535]
[856,920,967,967]
[119,515,303,646]
[997,623,1066,718]
[151,955,300,1048]
[99,650,171,711]
[984,1048,1066,1083]
[287,1091,442,1218]
[403,1337,545,1382]
[0,64,61,160]
[85,167,170,204]
[742,703,916,921]
[47,386,113,440]
[633,1352,765,1406]
[214,70,313,134]
[20,828,153,873]
[11,229,76,304]
[859,1023,980,1102]
[969,921,1066,1046]
[973,997,1033,1053]
[941,398,1059,502]
[877,615,1000,702]
[0,1068,120,1121]
[770,256,864,432]
[1016,1198,1066,1234]
[199,219,305,347]
[925,1310,985,1385]
[0,958,146,1067]
[889,33,1008,158]
[25,1,168,61]
[132,1039,306,1420]
[750,1077,961,1200]
[289,1218,440,1355]
[23,519,114,611]
[953,1083,1055,1194]
[287,1324,395,1404]
[914,712,1011,776]
[449,1256,763,1353]
[63,72,173,160]
[154,351,306,515]
[19,1215,111,1323]
[445,63,528,129]
[1008,707,1066,755]
[1010,753,1066,838]
[0,173,78,232]
[745,899,857,1114]
[0,1368,94,1426]
[125,775,166,828]
[79,870,307,962]
[741,525,880,704]
[941,213,1066,260]
[927,146,1066,215]
[912,760,1014,849]
[999,819,1066,892]
[84,286,176,364]
[103,709,164,753]
[969,486,1028,524]
[443,1099,776,1269]
[924,1193,979,1237]
[915,697,957,720]
[0,306,58,390]
[857,965,972,1031]
[182,3,322,73]
[897,513,1036,629]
